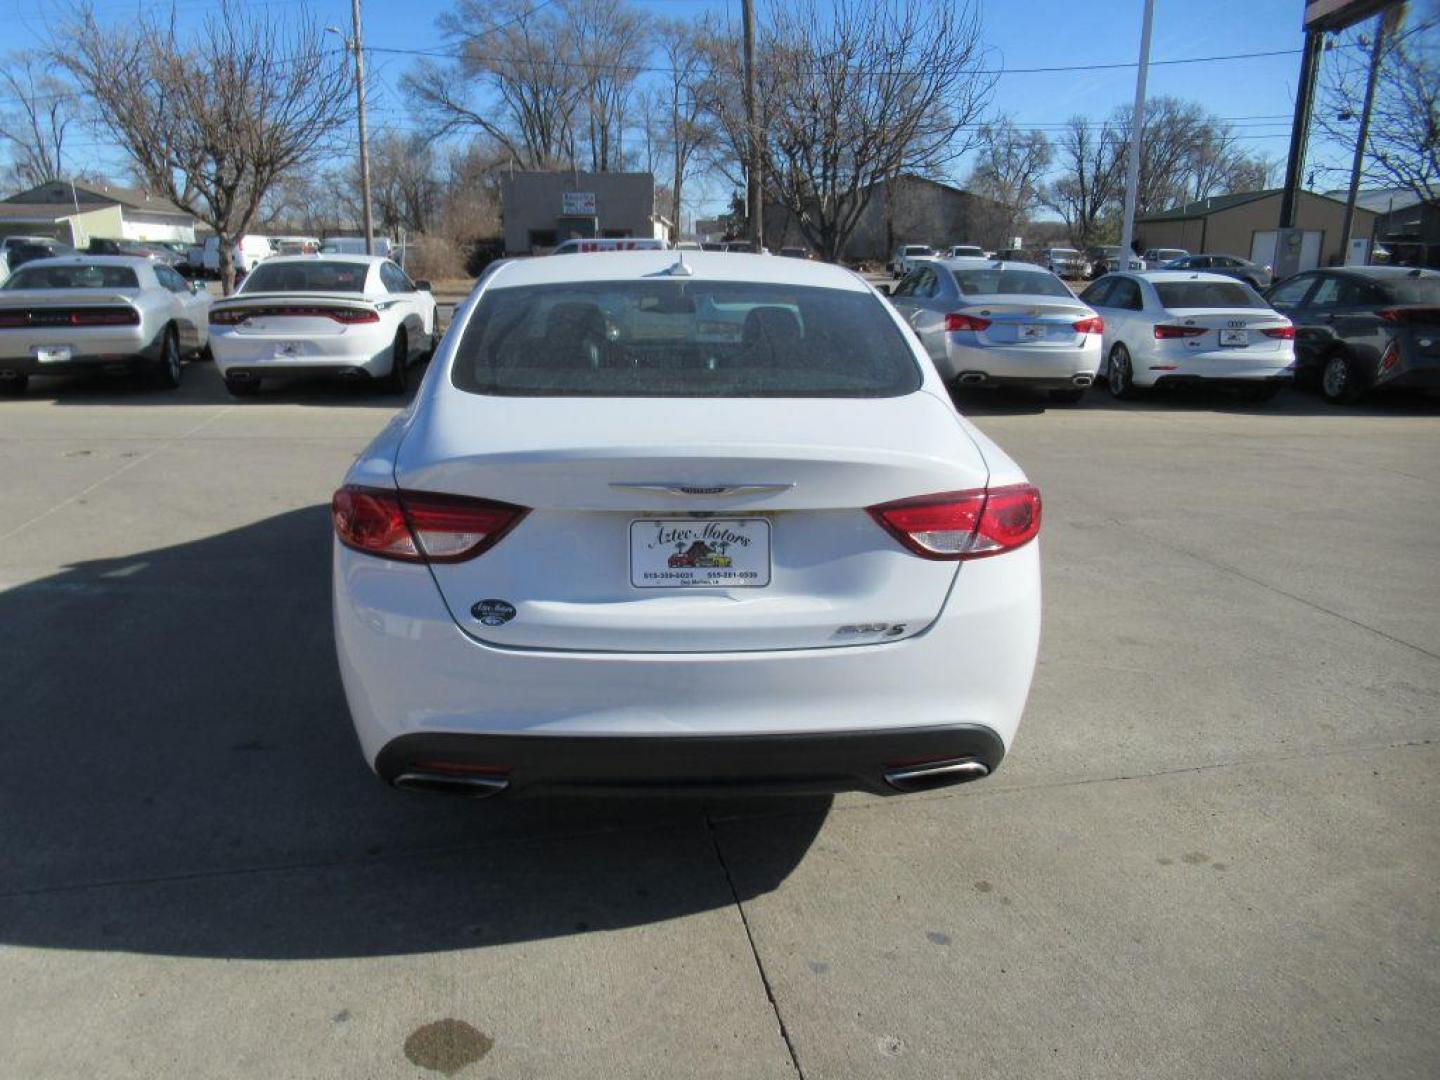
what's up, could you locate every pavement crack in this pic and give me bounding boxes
[1110,516,1440,664]
[704,810,805,1080]
[0,407,232,544]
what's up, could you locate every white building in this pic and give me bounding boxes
[0,180,198,247]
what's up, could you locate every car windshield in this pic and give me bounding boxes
[452,280,921,398]
[1382,276,1440,305]
[903,246,931,255]
[240,261,369,293]
[949,267,1072,298]
[3,264,139,289]
[1155,281,1266,309]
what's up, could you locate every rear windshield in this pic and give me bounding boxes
[3,264,139,290]
[451,280,922,398]
[950,267,1072,298]
[1155,281,1266,309]
[903,246,931,255]
[1382,276,1440,305]
[241,261,368,293]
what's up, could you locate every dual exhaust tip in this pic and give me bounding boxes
[393,757,990,799]
[956,372,1093,388]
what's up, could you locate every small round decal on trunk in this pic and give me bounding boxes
[471,599,517,626]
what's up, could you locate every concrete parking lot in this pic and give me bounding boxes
[1,363,1437,1079]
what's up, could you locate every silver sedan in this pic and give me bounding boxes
[887,259,1104,402]
[0,255,210,394]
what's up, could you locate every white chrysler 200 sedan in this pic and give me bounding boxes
[332,251,1042,799]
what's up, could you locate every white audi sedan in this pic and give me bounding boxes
[208,255,437,396]
[332,252,1042,799]
[1080,271,1296,401]
[887,259,1103,403]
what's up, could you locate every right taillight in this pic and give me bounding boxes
[1072,316,1104,334]
[332,486,528,563]
[1261,325,1295,339]
[945,313,992,332]
[867,484,1041,561]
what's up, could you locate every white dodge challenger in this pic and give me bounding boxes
[332,251,1042,799]
[208,254,438,396]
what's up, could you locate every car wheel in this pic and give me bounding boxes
[1107,343,1139,400]
[1047,388,1086,404]
[224,375,260,398]
[0,373,28,395]
[153,326,182,389]
[383,330,408,394]
[1320,351,1363,405]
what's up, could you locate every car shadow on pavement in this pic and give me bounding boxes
[11,357,432,408]
[1072,383,1440,417]
[0,505,829,960]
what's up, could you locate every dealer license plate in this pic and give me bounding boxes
[1219,329,1248,347]
[35,346,72,364]
[1020,324,1045,340]
[630,518,771,588]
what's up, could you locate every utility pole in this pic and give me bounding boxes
[741,0,762,249]
[349,0,375,256]
[1278,30,1324,230]
[1339,12,1390,260]
[1118,0,1154,268]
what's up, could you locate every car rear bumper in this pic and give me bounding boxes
[0,330,162,374]
[940,337,1101,384]
[212,327,393,379]
[374,726,1006,797]
[334,538,1040,784]
[1133,347,1295,386]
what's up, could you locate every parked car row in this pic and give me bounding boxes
[0,252,436,397]
[883,256,1440,406]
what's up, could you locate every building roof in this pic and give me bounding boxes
[1137,188,1367,223]
[0,202,76,222]
[2,180,192,218]
[1320,187,1427,214]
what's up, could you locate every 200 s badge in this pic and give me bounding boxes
[471,599,517,626]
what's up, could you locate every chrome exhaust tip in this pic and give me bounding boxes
[1072,374,1093,387]
[958,373,986,385]
[883,758,989,793]
[392,771,510,798]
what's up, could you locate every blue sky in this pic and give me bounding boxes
[6,0,1361,218]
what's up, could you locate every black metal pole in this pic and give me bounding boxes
[741,0,762,249]
[1340,16,1387,259]
[1278,29,1324,230]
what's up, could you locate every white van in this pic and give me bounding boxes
[320,236,394,258]
[202,235,276,276]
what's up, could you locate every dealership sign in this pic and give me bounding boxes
[562,191,597,215]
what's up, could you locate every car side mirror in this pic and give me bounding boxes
[414,280,432,292]
[875,283,891,296]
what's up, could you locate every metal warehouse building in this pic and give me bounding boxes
[1135,189,1378,273]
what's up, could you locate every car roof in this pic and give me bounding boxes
[11,254,151,268]
[254,254,386,267]
[1129,270,1244,283]
[938,258,1051,272]
[484,250,871,292]
[1323,265,1439,280]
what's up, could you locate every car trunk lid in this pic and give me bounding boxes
[395,391,989,652]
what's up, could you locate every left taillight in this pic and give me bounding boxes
[867,484,1042,561]
[331,486,528,563]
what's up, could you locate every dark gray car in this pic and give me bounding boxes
[1164,253,1272,290]
[1265,266,1440,403]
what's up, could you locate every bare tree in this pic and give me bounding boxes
[965,117,1052,244]
[573,0,648,172]
[1043,115,1125,250]
[403,0,585,169]
[1317,2,1439,205]
[653,16,716,232]
[0,51,77,189]
[711,0,991,261]
[58,3,354,292]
